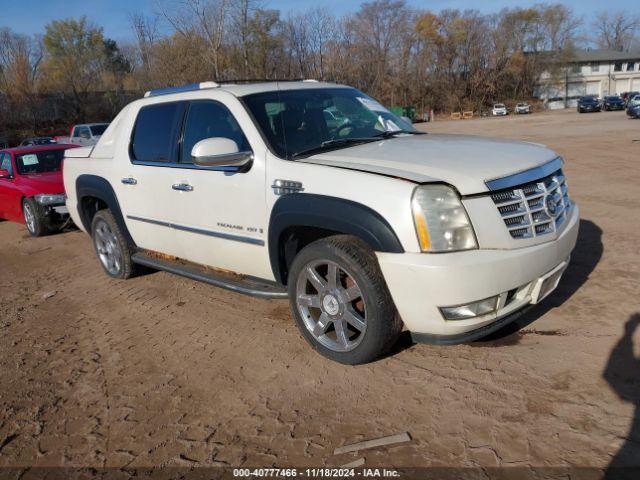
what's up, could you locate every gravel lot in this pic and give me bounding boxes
[1,109,639,477]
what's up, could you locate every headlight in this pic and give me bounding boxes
[34,194,66,205]
[411,184,477,252]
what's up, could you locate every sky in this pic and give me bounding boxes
[0,0,638,41]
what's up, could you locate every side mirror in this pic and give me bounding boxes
[191,137,253,168]
[0,168,11,178]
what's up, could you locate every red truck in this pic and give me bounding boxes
[0,144,79,236]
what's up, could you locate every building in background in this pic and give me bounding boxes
[536,49,640,109]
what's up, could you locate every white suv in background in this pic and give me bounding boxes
[63,81,579,364]
[57,123,110,147]
[492,103,508,116]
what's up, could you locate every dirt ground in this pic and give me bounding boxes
[1,109,639,477]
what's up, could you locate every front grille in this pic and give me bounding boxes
[490,168,572,240]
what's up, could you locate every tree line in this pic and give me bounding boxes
[1,0,639,139]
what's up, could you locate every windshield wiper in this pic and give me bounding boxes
[291,138,380,159]
[374,129,426,138]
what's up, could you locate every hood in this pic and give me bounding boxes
[18,171,64,195]
[301,134,558,195]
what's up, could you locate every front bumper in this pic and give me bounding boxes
[377,204,579,341]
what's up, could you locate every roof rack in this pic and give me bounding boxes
[214,78,313,84]
[143,78,325,97]
[144,81,219,98]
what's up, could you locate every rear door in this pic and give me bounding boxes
[114,101,188,260]
[115,95,271,279]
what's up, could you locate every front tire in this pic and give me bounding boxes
[23,198,51,237]
[287,236,402,364]
[91,209,136,279]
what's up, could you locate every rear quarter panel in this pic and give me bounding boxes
[64,157,116,233]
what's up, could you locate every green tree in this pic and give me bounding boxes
[42,16,106,120]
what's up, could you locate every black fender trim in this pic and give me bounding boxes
[268,193,404,284]
[75,174,136,248]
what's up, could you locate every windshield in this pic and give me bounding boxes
[242,88,417,159]
[15,149,64,175]
[90,124,108,136]
[582,96,597,101]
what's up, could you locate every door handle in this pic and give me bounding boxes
[172,183,193,192]
[121,177,137,185]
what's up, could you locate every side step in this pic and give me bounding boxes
[131,251,288,299]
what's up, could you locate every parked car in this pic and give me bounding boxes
[63,80,579,364]
[602,95,625,111]
[577,96,601,113]
[0,144,79,236]
[492,103,508,116]
[627,103,640,119]
[20,136,57,146]
[621,91,639,106]
[627,95,640,108]
[514,102,532,114]
[55,123,109,147]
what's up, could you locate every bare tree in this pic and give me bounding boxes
[156,0,229,79]
[131,12,158,77]
[593,11,640,51]
[283,8,335,79]
[0,28,44,128]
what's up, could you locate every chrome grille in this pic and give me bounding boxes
[490,169,572,240]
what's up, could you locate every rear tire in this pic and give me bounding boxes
[287,236,402,365]
[23,198,51,237]
[91,209,136,279]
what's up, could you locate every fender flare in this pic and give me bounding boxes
[268,193,404,284]
[75,174,136,248]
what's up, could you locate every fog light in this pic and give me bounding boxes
[440,295,499,320]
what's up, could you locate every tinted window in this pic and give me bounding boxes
[131,102,185,163]
[181,101,250,163]
[90,124,108,136]
[74,126,89,138]
[15,149,65,175]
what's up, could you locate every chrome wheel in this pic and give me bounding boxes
[296,259,367,352]
[94,219,123,275]
[23,202,36,234]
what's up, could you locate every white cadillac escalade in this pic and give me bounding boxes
[63,81,579,364]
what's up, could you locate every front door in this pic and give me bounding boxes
[0,153,18,220]
[115,97,272,280]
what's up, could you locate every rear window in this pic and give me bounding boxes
[131,102,185,163]
[90,124,108,136]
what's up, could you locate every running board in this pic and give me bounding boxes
[131,251,288,299]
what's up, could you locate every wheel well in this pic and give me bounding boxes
[277,226,341,285]
[79,195,108,229]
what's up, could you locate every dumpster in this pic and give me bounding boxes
[390,106,416,122]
